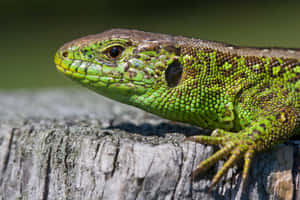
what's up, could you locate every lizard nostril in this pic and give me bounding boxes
[62,51,68,58]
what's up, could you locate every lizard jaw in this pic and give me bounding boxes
[54,52,149,104]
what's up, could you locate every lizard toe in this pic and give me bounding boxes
[190,132,256,191]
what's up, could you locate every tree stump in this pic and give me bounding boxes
[0,89,299,200]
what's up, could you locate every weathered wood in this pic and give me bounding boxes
[0,89,298,200]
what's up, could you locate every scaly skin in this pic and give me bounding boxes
[54,29,300,191]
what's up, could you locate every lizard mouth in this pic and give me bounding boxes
[54,52,148,97]
[54,53,123,85]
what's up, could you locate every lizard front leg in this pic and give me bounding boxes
[187,106,299,191]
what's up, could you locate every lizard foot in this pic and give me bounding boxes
[186,128,255,191]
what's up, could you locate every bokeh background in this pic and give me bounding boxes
[2,0,300,89]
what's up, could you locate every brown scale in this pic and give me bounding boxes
[184,58,195,68]
[183,47,226,77]
[268,58,281,68]
[249,128,262,139]
[182,63,198,80]
[216,52,240,77]
[232,72,245,81]
[276,107,296,126]
[217,52,238,66]
[180,53,202,79]
[180,46,203,77]
[192,80,199,89]
[290,66,300,85]
[143,68,149,76]
[282,89,290,98]
[234,71,247,80]
[181,45,198,58]
[290,76,298,84]
[201,47,216,54]
[204,56,212,75]
[163,45,181,56]
[270,58,299,77]
[281,58,299,69]
[244,56,263,66]
[268,58,285,77]
[257,82,270,93]
[257,92,276,104]
[204,78,224,88]
[244,56,265,74]
[156,65,165,72]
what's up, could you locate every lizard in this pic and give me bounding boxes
[54,29,300,191]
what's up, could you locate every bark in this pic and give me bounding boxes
[0,89,298,200]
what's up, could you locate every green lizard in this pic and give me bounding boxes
[54,29,300,190]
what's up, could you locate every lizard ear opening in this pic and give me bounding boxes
[165,59,183,87]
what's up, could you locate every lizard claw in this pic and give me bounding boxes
[186,132,255,191]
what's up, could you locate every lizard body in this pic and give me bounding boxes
[54,29,300,190]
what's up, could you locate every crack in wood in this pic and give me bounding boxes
[42,147,52,200]
[1,128,16,174]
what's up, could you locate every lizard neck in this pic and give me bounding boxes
[130,87,236,130]
[127,49,239,130]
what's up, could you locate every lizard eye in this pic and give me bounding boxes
[106,46,124,59]
[165,59,183,87]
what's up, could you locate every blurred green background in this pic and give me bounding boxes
[1,0,300,89]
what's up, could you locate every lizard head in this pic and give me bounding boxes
[55,29,183,107]
[55,29,237,128]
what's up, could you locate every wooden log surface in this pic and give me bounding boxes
[0,88,299,200]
